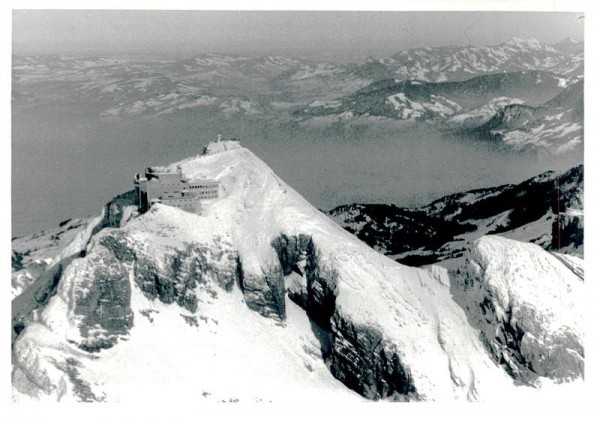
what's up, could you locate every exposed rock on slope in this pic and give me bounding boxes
[12,142,583,402]
[451,236,583,382]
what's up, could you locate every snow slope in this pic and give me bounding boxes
[452,236,583,381]
[12,142,583,402]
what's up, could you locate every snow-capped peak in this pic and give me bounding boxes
[12,142,584,403]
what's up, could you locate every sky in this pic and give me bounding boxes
[12,10,584,61]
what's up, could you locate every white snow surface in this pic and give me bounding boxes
[467,236,582,336]
[13,143,583,402]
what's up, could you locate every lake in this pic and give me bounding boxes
[11,104,583,237]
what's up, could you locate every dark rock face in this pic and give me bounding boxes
[53,358,105,402]
[12,250,27,271]
[551,165,584,251]
[520,331,584,380]
[74,229,243,351]
[237,264,286,321]
[472,290,584,383]
[271,234,311,276]
[330,311,418,401]
[304,241,338,328]
[91,190,137,237]
[99,233,136,262]
[271,234,312,308]
[479,103,536,135]
[552,214,583,251]
[473,296,535,383]
[271,233,419,400]
[270,234,338,323]
[12,190,138,334]
[133,242,238,314]
[74,242,134,353]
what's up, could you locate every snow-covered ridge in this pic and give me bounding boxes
[12,143,584,402]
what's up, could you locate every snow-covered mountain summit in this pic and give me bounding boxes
[12,141,583,402]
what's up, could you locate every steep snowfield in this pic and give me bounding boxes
[12,142,583,402]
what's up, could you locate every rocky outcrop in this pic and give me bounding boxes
[486,103,536,131]
[270,234,338,325]
[91,190,137,237]
[53,232,135,353]
[135,245,233,314]
[73,245,133,353]
[271,234,312,308]
[271,234,312,276]
[235,261,285,320]
[329,311,418,400]
[104,230,239,318]
[271,233,418,400]
[552,213,583,252]
[452,236,583,382]
[304,243,338,329]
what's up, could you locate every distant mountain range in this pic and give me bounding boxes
[351,37,582,83]
[294,70,565,119]
[12,37,584,153]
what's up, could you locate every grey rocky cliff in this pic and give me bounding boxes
[450,236,583,383]
[271,233,420,400]
[329,311,419,400]
[72,239,134,353]
[236,259,286,321]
